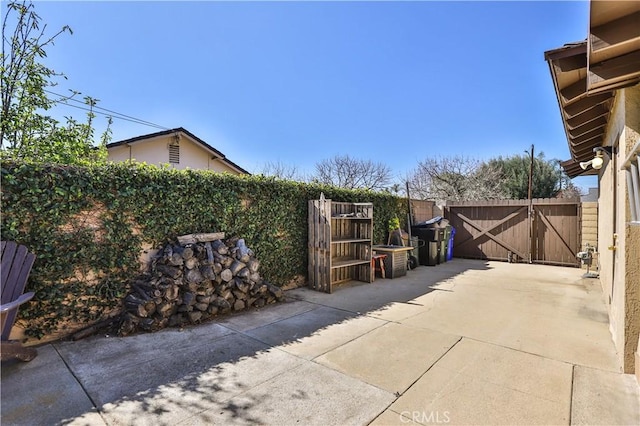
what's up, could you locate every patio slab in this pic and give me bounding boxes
[0,345,104,426]
[315,322,461,394]
[571,365,640,425]
[366,301,431,322]
[217,299,319,332]
[54,322,234,378]
[2,260,637,426]
[181,362,395,426]
[388,338,573,425]
[96,345,307,426]
[57,330,305,412]
[287,260,489,315]
[401,265,619,371]
[245,305,387,359]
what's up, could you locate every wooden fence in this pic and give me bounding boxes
[444,198,581,267]
[409,199,436,223]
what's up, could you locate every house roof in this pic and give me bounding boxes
[545,1,640,178]
[107,127,250,175]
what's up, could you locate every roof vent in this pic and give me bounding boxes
[169,144,179,164]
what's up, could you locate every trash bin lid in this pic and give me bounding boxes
[414,216,443,227]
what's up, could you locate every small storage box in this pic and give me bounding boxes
[372,245,413,279]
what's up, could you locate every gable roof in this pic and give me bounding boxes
[107,127,250,175]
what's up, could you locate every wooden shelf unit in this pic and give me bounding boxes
[308,198,373,293]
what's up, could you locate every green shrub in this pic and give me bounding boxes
[1,160,406,338]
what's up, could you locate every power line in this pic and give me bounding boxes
[43,89,170,131]
[53,100,169,130]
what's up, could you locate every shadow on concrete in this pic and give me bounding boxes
[1,259,490,425]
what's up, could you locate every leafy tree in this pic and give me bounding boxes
[1,1,109,164]
[486,152,563,199]
[311,154,392,191]
[407,155,506,201]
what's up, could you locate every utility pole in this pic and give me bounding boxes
[528,144,534,202]
[527,144,534,263]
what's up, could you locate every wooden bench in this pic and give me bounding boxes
[1,241,37,362]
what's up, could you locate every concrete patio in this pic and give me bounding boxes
[1,259,638,425]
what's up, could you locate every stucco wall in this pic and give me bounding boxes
[107,144,131,162]
[107,134,242,174]
[598,86,640,373]
[130,137,170,165]
[623,85,640,375]
[598,93,622,323]
[627,222,640,374]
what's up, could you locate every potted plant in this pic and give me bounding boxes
[387,217,404,246]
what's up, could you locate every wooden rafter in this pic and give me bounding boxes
[566,104,608,129]
[564,92,612,118]
[567,116,608,138]
[590,11,640,54]
[588,49,640,91]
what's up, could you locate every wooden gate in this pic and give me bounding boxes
[444,199,580,267]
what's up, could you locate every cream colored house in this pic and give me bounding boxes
[107,127,249,175]
[545,0,640,377]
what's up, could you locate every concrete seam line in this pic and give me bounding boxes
[281,294,369,316]
[222,304,322,332]
[569,364,576,423]
[307,319,391,362]
[51,343,106,422]
[461,336,576,367]
[394,335,464,400]
[231,307,391,362]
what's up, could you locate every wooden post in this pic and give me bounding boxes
[528,144,534,264]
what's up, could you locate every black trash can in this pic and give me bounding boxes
[412,221,444,266]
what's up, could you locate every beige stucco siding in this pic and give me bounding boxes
[107,144,132,163]
[106,136,173,165]
[624,86,640,375]
[176,137,210,170]
[597,86,640,373]
[598,93,622,312]
[107,134,242,175]
[209,158,239,174]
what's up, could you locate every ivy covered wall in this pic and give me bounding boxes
[1,161,406,339]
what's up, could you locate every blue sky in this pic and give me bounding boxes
[24,1,593,188]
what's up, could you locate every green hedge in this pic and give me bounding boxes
[1,160,407,338]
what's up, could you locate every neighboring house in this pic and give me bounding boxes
[580,187,599,203]
[107,128,250,175]
[545,0,640,377]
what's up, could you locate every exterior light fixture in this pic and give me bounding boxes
[580,146,613,170]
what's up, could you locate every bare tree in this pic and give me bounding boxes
[556,180,583,199]
[312,155,392,191]
[408,155,506,201]
[259,160,305,181]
